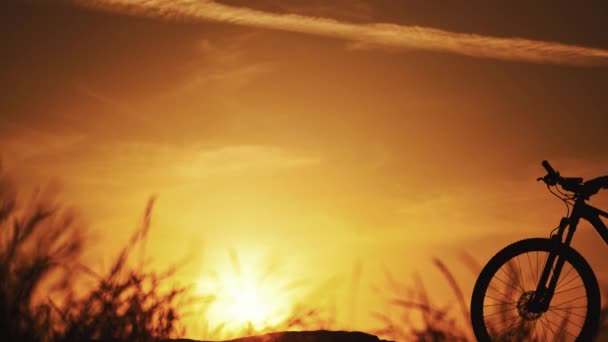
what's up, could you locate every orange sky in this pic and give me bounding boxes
[2,0,608,339]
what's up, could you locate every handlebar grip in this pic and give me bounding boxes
[542,160,557,176]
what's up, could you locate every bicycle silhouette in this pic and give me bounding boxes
[470,160,608,341]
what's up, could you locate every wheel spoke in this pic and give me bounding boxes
[527,252,538,285]
[484,305,517,319]
[530,319,538,341]
[548,307,583,330]
[487,282,517,302]
[554,284,584,296]
[484,302,515,307]
[541,315,558,340]
[487,311,519,328]
[488,276,520,291]
[493,314,521,336]
[530,321,538,341]
[556,264,575,288]
[499,265,526,292]
[555,272,582,292]
[551,295,587,308]
[516,255,527,289]
[544,313,578,339]
[485,294,516,305]
[549,306,587,318]
[539,316,550,341]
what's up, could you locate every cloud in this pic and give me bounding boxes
[66,141,320,179]
[72,0,608,66]
[5,136,320,184]
[1,131,86,163]
[178,37,276,93]
[174,144,321,179]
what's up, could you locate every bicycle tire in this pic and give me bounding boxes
[470,238,600,341]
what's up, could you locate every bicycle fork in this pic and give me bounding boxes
[529,217,578,313]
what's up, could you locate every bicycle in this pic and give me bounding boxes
[470,160,608,341]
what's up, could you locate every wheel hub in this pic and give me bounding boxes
[517,291,543,321]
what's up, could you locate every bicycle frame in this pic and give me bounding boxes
[532,198,608,312]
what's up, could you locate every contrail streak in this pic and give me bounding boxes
[73,0,608,66]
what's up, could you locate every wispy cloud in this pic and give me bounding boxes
[173,144,321,179]
[178,37,276,93]
[72,0,608,66]
[1,131,86,163]
[3,135,320,185]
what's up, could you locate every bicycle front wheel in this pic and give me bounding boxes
[470,238,600,342]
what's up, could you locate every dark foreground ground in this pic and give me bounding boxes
[166,331,393,342]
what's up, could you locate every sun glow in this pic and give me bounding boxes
[194,249,298,337]
[226,281,269,325]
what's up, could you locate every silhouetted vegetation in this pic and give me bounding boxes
[0,169,188,342]
[2,166,608,342]
[371,262,470,342]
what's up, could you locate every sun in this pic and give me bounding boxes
[193,250,297,337]
[196,272,286,332]
[226,281,270,325]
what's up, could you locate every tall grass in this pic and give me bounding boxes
[0,170,189,342]
[371,265,470,342]
[54,196,190,342]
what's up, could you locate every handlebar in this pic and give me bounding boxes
[539,160,559,186]
[542,160,557,177]
[539,160,608,199]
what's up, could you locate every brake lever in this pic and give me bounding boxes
[537,173,559,186]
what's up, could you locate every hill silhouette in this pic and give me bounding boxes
[165,330,393,342]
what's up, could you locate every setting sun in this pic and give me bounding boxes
[227,282,269,325]
[193,250,298,336]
